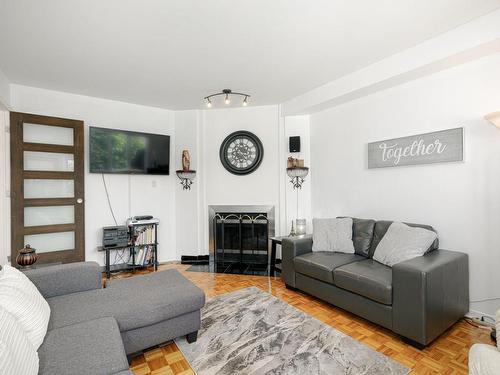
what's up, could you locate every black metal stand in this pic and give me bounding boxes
[99,222,159,279]
[270,237,284,277]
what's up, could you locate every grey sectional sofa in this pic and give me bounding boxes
[282,217,469,348]
[24,262,205,375]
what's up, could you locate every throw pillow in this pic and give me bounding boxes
[0,306,39,375]
[373,222,438,267]
[312,217,355,253]
[0,265,50,350]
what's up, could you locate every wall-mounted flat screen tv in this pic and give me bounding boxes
[89,126,170,175]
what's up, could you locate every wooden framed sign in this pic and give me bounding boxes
[368,127,463,169]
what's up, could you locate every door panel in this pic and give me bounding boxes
[23,151,74,171]
[24,206,75,227]
[11,112,85,265]
[23,123,74,145]
[23,179,75,198]
[24,231,75,253]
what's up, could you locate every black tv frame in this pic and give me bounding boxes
[89,126,170,175]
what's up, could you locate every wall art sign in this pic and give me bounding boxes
[368,127,463,169]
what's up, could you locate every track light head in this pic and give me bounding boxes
[225,94,230,104]
[206,98,212,108]
[242,96,248,106]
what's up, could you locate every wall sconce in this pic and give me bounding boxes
[176,150,196,190]
[176,170,196,190]
[286,166,309,189]
[485,112,500,128]
[287,164,309,236]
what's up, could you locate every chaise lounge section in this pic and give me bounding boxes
[282,217,469,347]
[24,262,205,375]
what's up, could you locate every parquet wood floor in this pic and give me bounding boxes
[106,263,493,374]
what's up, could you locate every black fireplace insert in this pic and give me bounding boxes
[213,212,269,275]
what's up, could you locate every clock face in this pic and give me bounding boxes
[220,131,263,175]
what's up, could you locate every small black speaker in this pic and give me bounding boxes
[289,136,301,153]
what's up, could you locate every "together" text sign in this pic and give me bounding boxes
[368,128,463,169]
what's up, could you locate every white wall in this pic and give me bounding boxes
[309,52,500,317]
[172,106,311,257]
[174,110,203,258]
[281,115,312,235]
[201,105,282,249]
[2,84,305,264]
[0,68,10,109]
[203,106,280,206]
[9,85,176,264]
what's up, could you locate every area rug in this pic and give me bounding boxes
[175,287,409,375]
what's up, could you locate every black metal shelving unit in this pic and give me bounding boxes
[98,222,159,279]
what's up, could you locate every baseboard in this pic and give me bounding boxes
[466,309,495,321]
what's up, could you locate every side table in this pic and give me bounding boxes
[270,236,285,277]
[270,235,311,277]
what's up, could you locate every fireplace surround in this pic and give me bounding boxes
[208,205,275,274]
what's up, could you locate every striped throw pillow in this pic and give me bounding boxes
[0,265,51,349]
[0,306,39,375]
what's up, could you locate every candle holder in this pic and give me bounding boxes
[296,219,307,236]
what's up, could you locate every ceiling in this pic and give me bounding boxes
[1,0,499,110]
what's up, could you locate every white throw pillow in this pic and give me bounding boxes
[373,222,437,267]
[0,306,39,375]
[312,217,355,253]
[0,265,51,349]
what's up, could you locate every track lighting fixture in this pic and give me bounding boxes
[204,89,251,108]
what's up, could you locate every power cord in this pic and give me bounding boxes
[101,173,118,226]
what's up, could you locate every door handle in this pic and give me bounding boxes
[76,198,83,204]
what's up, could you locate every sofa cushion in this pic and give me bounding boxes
[312,217,355,253]
[333,259,392,305]
[38,317,129,375]
[294,251,364,284]
[47,269,205,332]
[373,222,438,267]
[350,217,376,257]
[369,220,439,258]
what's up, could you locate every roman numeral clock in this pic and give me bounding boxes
[219,131,264,175]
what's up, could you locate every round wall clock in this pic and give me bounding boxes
[219,130,264,175]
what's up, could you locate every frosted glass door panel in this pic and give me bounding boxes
[23,123,74,146]
[24,231,75,253]
[24,179,74,198]
[24,152,74,171]
[24,206,74,227]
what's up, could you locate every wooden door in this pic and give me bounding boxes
[10,112,85,265]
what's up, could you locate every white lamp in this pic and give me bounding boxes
[485,112,500,128]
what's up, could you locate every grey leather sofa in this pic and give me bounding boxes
[282,218,469,347]
[24,262,205,375]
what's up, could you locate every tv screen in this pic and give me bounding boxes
[89,127,170,175]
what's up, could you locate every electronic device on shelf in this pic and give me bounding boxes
[102,225,129,248]
[126,216,160,227]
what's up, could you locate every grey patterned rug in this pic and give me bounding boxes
[176,287,409,375]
